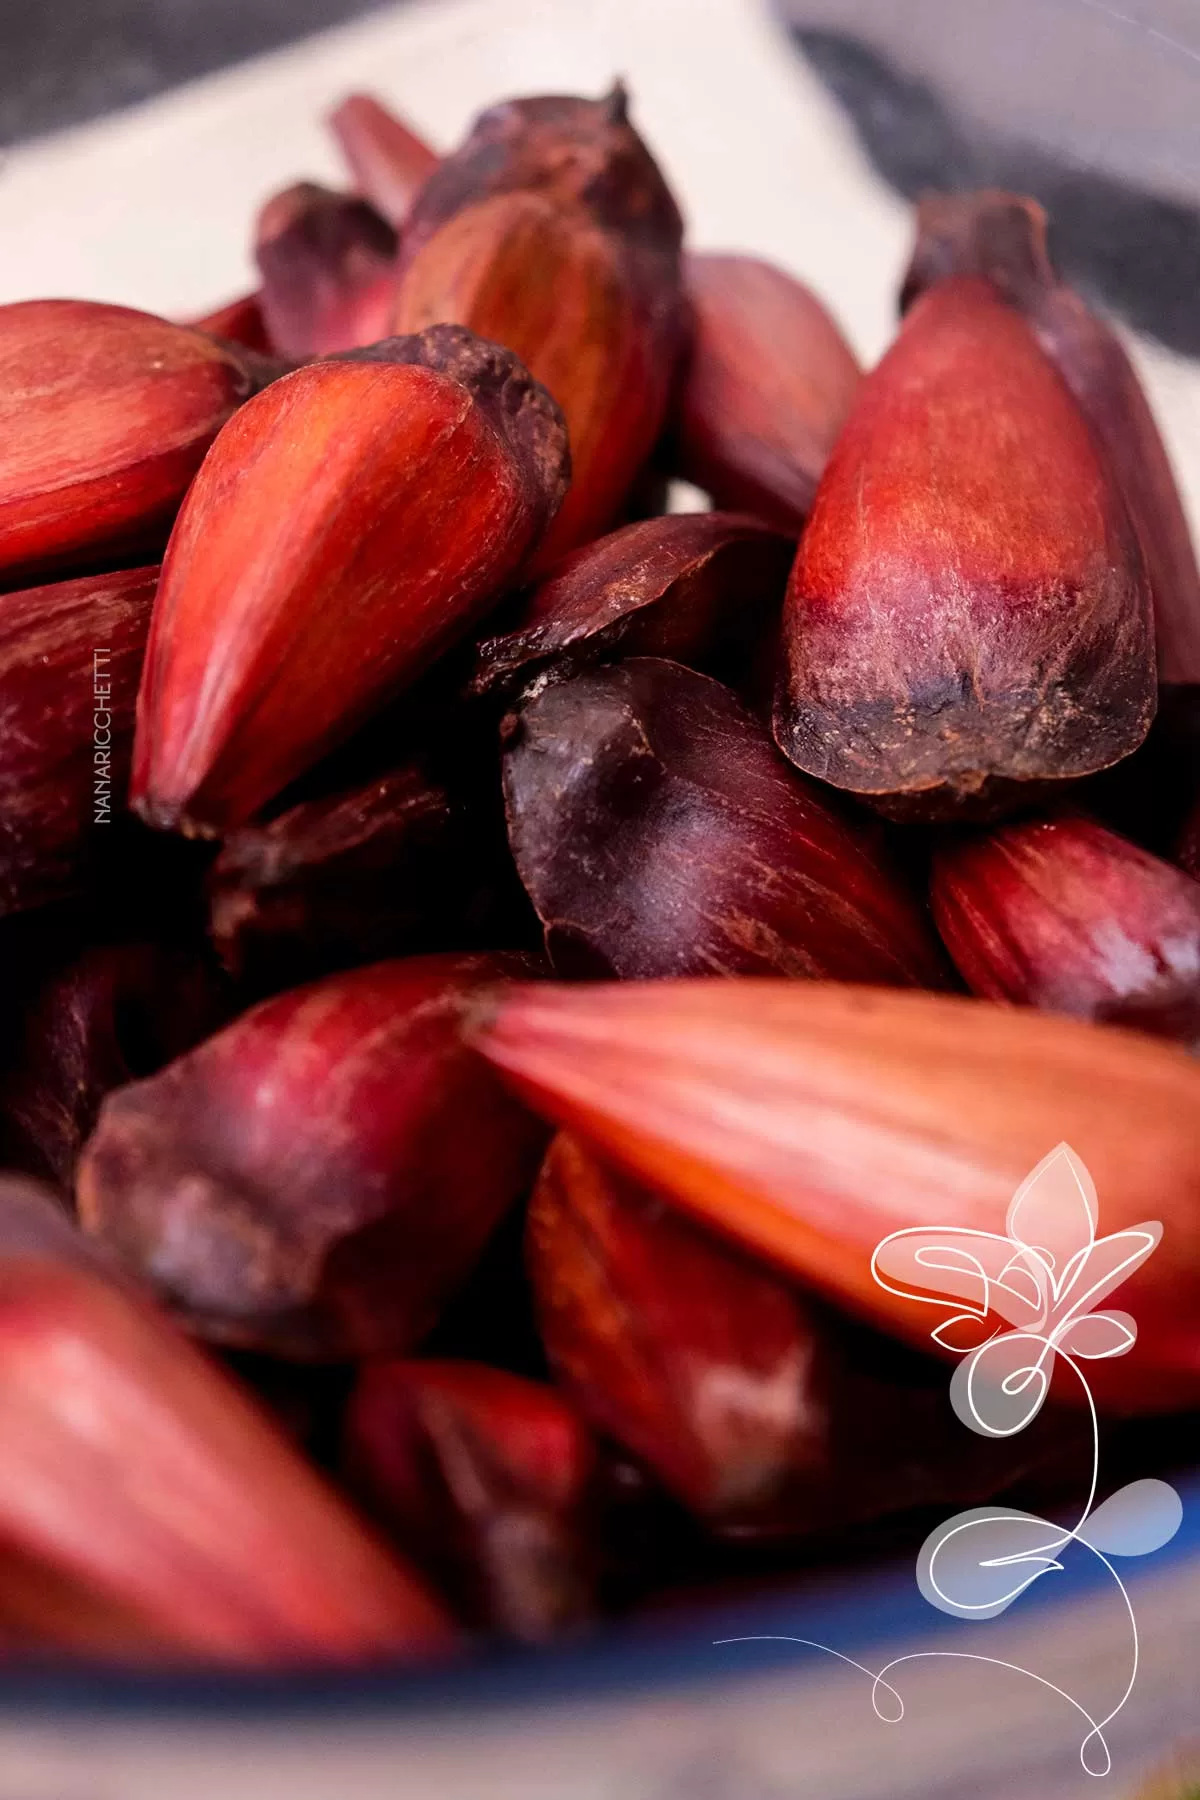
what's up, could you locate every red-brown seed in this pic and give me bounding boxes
[346,1358,594,1640]
[502,658,950,983]
[205,673,532,993]
[187,293,273,355]
[676,253,861,531]
[470,512,793,700]
[901,190,1200,694]
[392,86,685,567]
[0,939,230,1192]
[254,181,399,357]
[0,1253,453,1662]
[0,301,264,585]
[207,762,463,991]
[473,979,1200,1410]
[529,1134,815,1516]
[932,814,1200,1040]
[76,954,547,1360]
[131,324,569,834]
[0,566,157,916]
[328,93,440,228]
[529,1136,1085,1531]
[774,276,1155,819]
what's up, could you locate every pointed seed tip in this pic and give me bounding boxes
[603,79,630,125]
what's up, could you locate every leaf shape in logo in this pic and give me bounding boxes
[1052,1223,1162,1327]
[1077,1480,1184,1558]
[950,1333,1053,1437]
[917,1506,1065,1620]
[1006,1142,1097,1283]
[1053,1309,1137,1362]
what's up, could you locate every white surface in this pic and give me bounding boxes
[0,0,906,351]
[0,0,1197,539]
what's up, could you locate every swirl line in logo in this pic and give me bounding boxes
[715,1143,1183,1779]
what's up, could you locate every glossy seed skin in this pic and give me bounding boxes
[254,182,399,357]
[503,657,950,983]
[901,189,1200,694]
[676,253,861,531]
[0,301,260,585]
[471,512,793,700]
[346,1357,594,1640]
[529,1134,821,1517]
[208,761,464,992]
[0,566,157,916]
[0,938,230,1192]
[0,1255,454,1663]
[77,954,547,1360]
[392,88,685,566]
[132,325,569,834]
[474,979,1200,1410]
[774,276,1154,819]
[187,292,272,354]
[529,1136,1085,1532]
[328,94,440,228]
[932,814,1200,1040]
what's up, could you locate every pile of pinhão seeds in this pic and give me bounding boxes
[0,83,1197,1666]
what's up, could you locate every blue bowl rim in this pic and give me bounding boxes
[1,1473,1194,1722]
